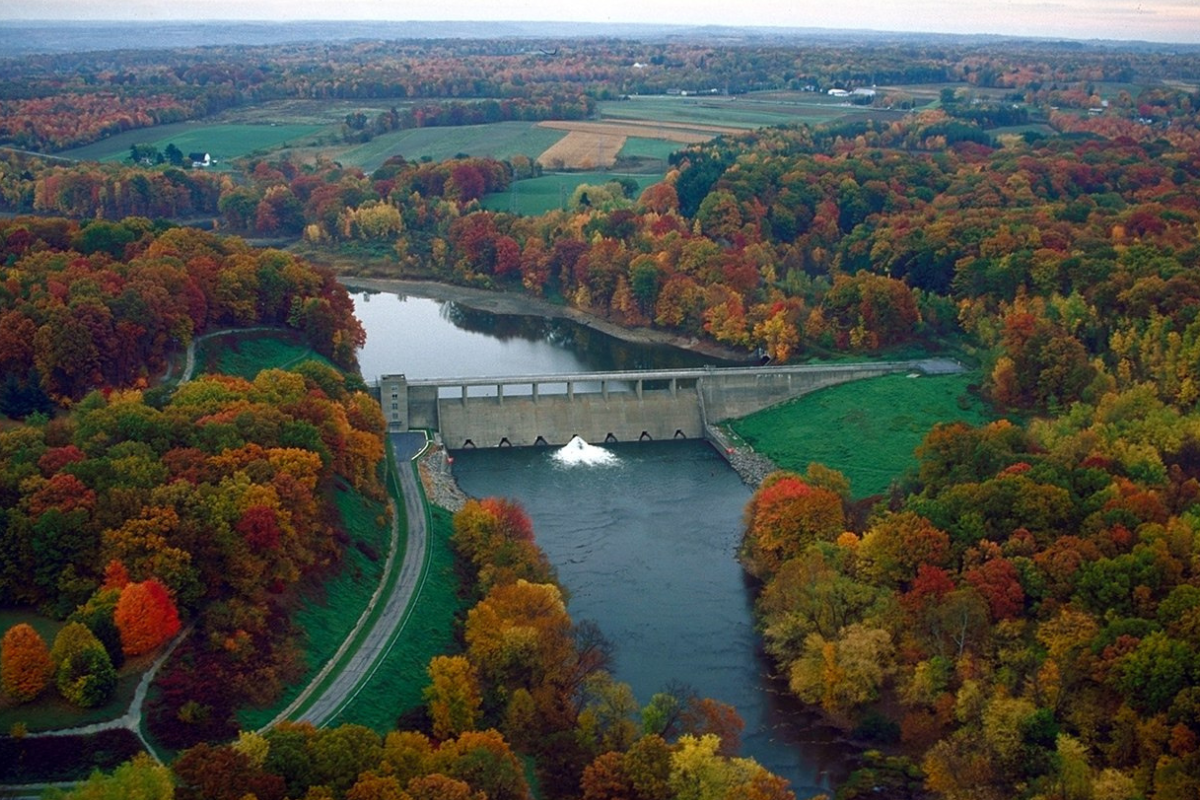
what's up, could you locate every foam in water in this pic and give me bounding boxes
[551,436,619,467]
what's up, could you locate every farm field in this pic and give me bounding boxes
[481,171,661,215]
[339,121,566,171]
[536,129,625,170]
[62,123,324,167]
[597,92,882,128]
[728,372,994,499]
[619,136,685,162]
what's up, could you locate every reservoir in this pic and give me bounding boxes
[354,288,848,797]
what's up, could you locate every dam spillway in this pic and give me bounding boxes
[377,359,962,449]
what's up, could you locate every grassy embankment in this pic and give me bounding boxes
[193,328,333,378]
[331,504,463,732]
[728,371,996,499]
[196,330,465,733]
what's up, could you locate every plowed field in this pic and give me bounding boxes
[534,119,739,168]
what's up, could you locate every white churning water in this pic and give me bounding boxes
[550,436,619,467]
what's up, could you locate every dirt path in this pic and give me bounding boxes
[178,325,284,385]
[21,628,189,763]
[339,277,751,363]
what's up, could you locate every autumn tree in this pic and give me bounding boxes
[114,578,181,657]
[1,623,54,702]
[45,753,174,800]
[425,655,483,739]
[741,472,845,578]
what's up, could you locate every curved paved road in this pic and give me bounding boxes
[266,431,430,728]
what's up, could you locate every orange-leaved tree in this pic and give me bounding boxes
[741,471,845,579]
[114,578,181,657]
[1,623,55,702]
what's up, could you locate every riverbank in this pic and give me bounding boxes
[339,276,753,364]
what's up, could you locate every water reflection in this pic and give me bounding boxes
[354,290,738,384]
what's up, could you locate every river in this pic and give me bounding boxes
[354,289,850,797]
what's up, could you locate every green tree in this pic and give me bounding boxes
[44,753,174,800]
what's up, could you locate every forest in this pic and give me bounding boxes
[3,27,1200,800]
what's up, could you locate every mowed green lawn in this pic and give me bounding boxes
[62,123,324,167]
[341,122,567,172]
[196,329,334,380]
[481,171,662,215]
[729,372,995,499]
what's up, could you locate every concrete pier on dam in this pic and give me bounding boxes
[377,359,963,449]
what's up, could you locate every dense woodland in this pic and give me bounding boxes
[4,30,1200,800]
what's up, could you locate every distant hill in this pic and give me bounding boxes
[1,19,1194,57]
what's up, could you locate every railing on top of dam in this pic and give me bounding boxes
[394,357,963,390]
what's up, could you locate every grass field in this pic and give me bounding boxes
[331,504,466,732]
[481,171,662,215]
[728,372,994,499]
[340,122,567,172]
[62,123,324,167]
[597,94,876,129]
[619,136,684,162]
[237,486,393,731]
[196,329,333,379]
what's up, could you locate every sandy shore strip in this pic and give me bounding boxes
[338,276,752,363]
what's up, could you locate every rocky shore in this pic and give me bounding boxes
[705,424,777,488]
[416,436,469,512]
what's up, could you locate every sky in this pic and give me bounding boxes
[4,0,1200,45]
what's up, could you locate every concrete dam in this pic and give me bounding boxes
[379,359,963,449]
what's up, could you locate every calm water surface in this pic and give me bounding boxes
[354,290,849,797]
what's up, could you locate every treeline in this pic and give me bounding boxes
[11,100,1200,409]
[742,381,1200,798]
[0,218,364,415]
[4,36,1200,152]
[340,94,595,144]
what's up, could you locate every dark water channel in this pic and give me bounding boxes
[354,290,850,797]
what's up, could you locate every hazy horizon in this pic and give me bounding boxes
[3,1,1200,46]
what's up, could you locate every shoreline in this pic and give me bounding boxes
[338,276,754,364]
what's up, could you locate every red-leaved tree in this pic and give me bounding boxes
[114,579,182,657]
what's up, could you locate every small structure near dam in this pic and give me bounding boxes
[378,359,962,449]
